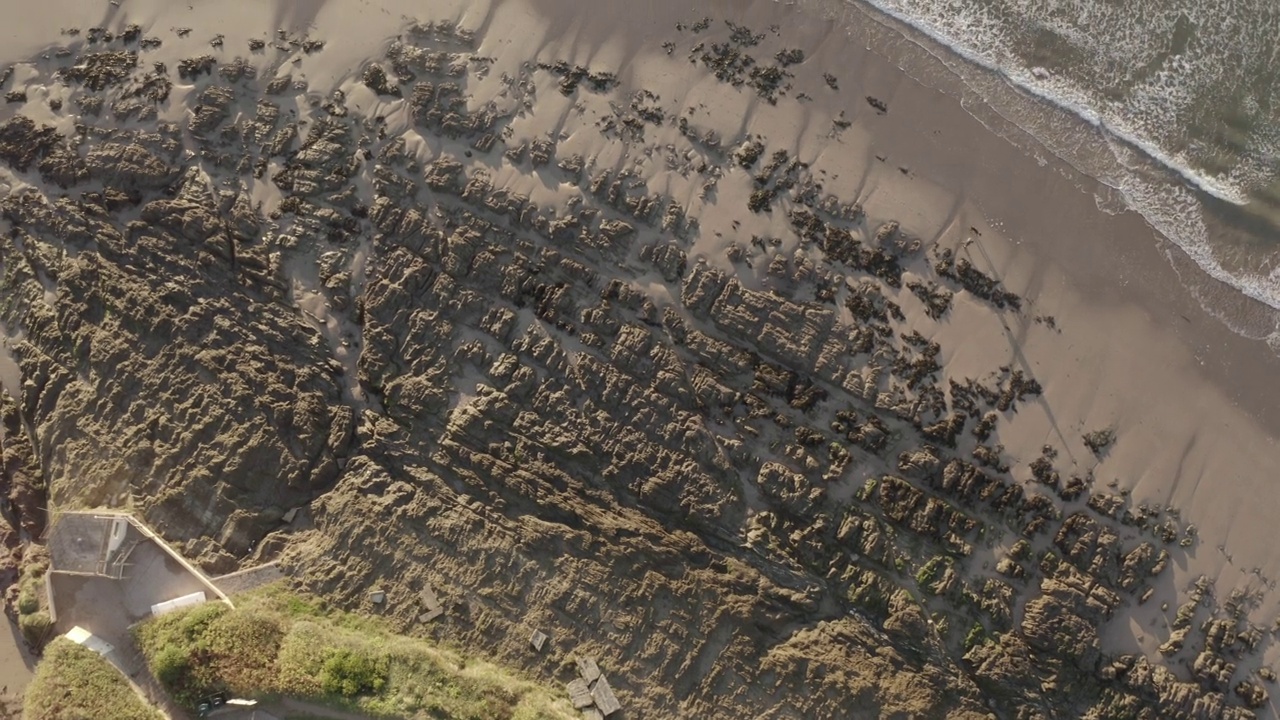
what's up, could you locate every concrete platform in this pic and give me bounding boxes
[50,540,211,647]
[45,511,233,677]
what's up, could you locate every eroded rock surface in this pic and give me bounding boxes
[0,14,1268,720]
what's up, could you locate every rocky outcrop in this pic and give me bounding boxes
[0,161,350,575]
[0,15,1262,720]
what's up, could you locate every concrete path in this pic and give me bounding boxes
[265,697,379,720]
[111,639,192,720]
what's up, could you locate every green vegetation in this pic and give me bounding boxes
[319,648,389,697]
[17,577,39,615]
[914,556,951,592]
[22,637,162,720]
[854,477,878,502]
[963,622,987,651]
[18,611,53,646]
[133,583,575,720]
[15,559,51,645]
[846,579,891,618]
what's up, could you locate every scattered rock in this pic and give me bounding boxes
[1083,427,1116,456]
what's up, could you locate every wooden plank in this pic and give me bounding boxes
[576,656,601,683]
[418,607,443,623]
[566,679,594,709]
[591,675,621,716]
[530,629,548,652]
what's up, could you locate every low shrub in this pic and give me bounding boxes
[319,648,389,697]
[135,584,577,719]
[151,644,191,687]
[16,562,47,618]
[18,611,53,645]
[23,637,162,720]
[17,582,39,615]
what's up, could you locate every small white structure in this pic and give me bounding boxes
[65,626,115,656]
[150,591,207,617]
[106,517,129,557]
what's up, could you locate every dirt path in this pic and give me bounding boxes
[111,642,192,720]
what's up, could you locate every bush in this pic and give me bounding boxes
[136,585,577,719]
[964,622,987,651]
[24,638,162,720]
[914,556,949,590]
[134,600,226,660]
[18,611,53,645]
[151,644,191,686]
[319,648,388,697]
[134,601,232,705]
[17,584,39,615]
[16,563,46,616]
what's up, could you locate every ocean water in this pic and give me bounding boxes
[834,0,1280,339]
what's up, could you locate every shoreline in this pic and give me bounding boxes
[831,0,1280,327]
[803,0,1280,673]
[515,0,1280,678]
[845,0,1259,207]
[1,0,1280,715]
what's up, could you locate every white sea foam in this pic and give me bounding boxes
[840,0,1280,312]
[849,0,1266,204]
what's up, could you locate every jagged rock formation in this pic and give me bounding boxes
[0,14,1269,720]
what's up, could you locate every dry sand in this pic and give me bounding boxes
[0,616,34,699]
[4,0,1280,713]
[433,0,1280,668]
[809,1,1280,666]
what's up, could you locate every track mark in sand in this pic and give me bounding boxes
[1167,430,1202,505]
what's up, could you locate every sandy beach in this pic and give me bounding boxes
[0,618,34,704]
[482,0,1280,658]
[2,0,1280,716]
[813,0,1280,679]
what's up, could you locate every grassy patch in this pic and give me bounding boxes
[23,637,162,720]
[15,558,51,645]
[134,583,575,720]
[18,611,53,646]
[963,621,987,651]
[17,576,40,615]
